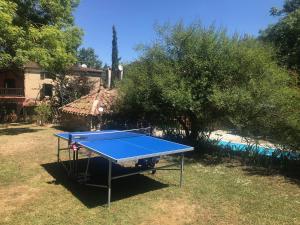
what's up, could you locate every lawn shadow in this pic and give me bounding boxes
[134,133,300,187]
[0,127,42,135]
[241,166,300,187]
[41,158,169,208]
[50,125,88,132]
[191,153,300,187]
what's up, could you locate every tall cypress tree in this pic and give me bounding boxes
[111,25,119,72]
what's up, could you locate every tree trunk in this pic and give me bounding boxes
[177,116,190,137]
[188,113,200,143]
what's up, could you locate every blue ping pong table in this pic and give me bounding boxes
[55,128,194,207]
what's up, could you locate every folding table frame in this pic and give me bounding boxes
[56,136,185,208]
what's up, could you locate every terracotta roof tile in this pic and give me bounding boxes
[60,88,118,116]
[24,61,104,74]
[24,61,41,69]
[69,65,104,74]
[23,98,38,107]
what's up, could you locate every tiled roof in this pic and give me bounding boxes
[24,61,40,69]
[24,61,104,74]
[60,88,118,116]
[70,65,104,74]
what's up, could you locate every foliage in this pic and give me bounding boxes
[111,25,120,72]
[35,101,52,125]
[211,141,300,174]
[260,0,300,81]
[0,0,82,74]
[119,22,300,150]
[77,47,102,69]
[0,0,84,112]
[103,63,109,69]
[53,75,95,106]
[0,0,24,68]
[111,25,121,87]
[270,0,300,16]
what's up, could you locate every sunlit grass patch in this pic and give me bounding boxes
[0,124,299,225]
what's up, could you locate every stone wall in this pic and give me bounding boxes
[60,113,92,131]
[24,69,53,100]
[24,67,105,101]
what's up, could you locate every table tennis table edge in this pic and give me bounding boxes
[55,133,194,163]
[55,134,120,163]
[80,141,193,162]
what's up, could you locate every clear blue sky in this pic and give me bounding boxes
[74,0,283,65]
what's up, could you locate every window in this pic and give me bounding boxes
[4,79,16,88]
[41,84,53,99]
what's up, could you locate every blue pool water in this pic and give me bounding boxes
[218,140,300,160]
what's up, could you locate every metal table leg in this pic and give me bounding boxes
[83,152,92,183]
[57,138,60,163]
[73,149,76,175]
[76,149,79,176]
[180,153,184,187]
[108,160,112,208]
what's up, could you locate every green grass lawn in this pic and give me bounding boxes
[0,124,299,225]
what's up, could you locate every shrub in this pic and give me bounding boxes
[35,102,52,125]
[118,21,300,151]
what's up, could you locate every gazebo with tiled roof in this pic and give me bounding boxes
[59,88,118,130]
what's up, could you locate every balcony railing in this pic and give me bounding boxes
[0,88,25,97]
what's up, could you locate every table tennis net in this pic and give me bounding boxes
[69,127,151,142]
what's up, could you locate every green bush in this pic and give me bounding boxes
[118,22,300,151]
[34,102,52,125]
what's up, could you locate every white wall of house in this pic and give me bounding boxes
[24,69,53,100]
[23,63,121,101]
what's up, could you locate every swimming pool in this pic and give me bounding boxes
[217,140,300,160]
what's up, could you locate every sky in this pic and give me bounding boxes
[74,0,283,65]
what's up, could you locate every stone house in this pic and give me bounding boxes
[0,62,116,122]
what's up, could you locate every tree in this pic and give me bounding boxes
[77,47,102,69]
[54,75,95,105]
[0,0,82,74]
[111,25,120,72]
[35,101,52,125]
[260,0,300,82]
[103,63,109,69]
[270,0,300,15]
[0,0,84,110]
[119,22,300,150]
